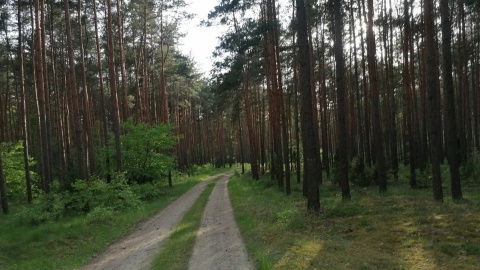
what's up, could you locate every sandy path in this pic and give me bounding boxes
[80,173,226,270]
[188,173,256,270]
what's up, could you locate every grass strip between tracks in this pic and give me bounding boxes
[150,177,221,270]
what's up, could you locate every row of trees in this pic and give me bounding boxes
[207,0,479,211]
[0,0,232,214]
[1,0,479,214]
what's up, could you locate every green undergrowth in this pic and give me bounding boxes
[229,171,480,270]
[150,178,220,269]
[0,167,233,270]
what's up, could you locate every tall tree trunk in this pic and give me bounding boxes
[387,0,398,181]
[403,0,417,188]
[334,0,351,200]
[18,3,32,203]
[457,0,467,162]
[160,2,169,123]
[242,67,260,180]
[116,0,129,121]
[440,0,462,200]
[296,0,320,211]
[93,0,110,180]
[64,0,87,179]
[231,9,259,180]
[41,0,53,185]
[106,0,122,172]
[77,0,94,177]
[366,0,387,192]
[350,0,364,165]
[272,0,291,194]
[424,0,444,202]
[291,1,301,183]
[34,0,52,192]
[359,0,371,167]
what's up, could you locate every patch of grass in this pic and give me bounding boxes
[229,168,480,270]
[150,178,219,269]
[0,168,232,270]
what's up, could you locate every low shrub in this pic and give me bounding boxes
[15,173,141,226]
[349,157,376,187]
[67,173,140,213]
[131,182,164,201]
[14,192,65,225]
[461,151,480,183]
[84,206,116,225]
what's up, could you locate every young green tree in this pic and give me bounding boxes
[0,144,8,214]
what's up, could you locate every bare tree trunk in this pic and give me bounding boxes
[440,0,462,200]
[106,0,122,172]
[424,0,444,202]
[366,0,387,192]
[350,0,364,165]
[334,0,351,200]
[160,1,169,123]
[296,0,320,211]
[291,1,301,184]
[77,0,94,177]
[34,0,52,192]
[116,0,129,121]
[359,0,371,167]
[387,0,398,181]
[18,3,32,203]
[64,0,87,179]
[93,0,110,180]
[403,0,417,188]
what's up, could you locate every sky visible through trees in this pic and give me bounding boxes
[0,0,479,214]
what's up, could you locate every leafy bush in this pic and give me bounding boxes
[349,157,376,187]
[120,120,177,184]
[461,151,480,182]
[67,173,140,213]
[1,141,39,199]
[131,182,164,201]
[184,163,215,176]
[84,206,116,225]
[14,192,65,225]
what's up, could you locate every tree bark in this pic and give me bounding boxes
[106,0,123,172]
[366,0,387,192]
[64,0,87,179]
[334,0,351,200]
[34,0,52,192]
[18,2,32,203]
[424,0,444,201]
[440,0,462,200]
[296,0,320,211]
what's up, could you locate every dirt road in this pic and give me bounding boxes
[188,174,255,270]
[80,173,224,270]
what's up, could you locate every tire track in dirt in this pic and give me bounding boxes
[80,172,229,270]
[188,173,255,270]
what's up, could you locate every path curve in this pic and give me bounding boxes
[80,173,227,270]
[188,173,256,270]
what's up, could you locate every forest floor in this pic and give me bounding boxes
[229,170,480,269]
[81,171,254,270]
